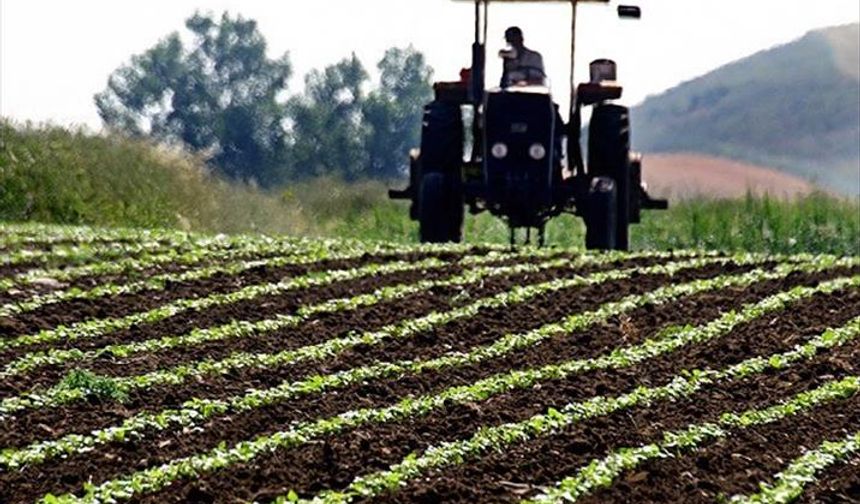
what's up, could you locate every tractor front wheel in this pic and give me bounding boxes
[584,176,618,251]
[419,172,464,243]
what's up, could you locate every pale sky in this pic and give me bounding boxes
[1,0,858,130]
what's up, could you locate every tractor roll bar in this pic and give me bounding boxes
[459,0,620,120]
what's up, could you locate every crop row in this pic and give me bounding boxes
[727,430,860,504]
[299,280,860,503]
[0,233,493,318]
[31,268,858,503]
[0,235,196,271]
[0,239,339,316]
[0,241,535,352]
[523,375,859,504]
[0,256,452,377]
[2,249,547,376]
[0,223,374,254]
[0,223,283,270]
[0,254,783,469]
[0,250,682,416]
[0,222,513,259]
[0,225,195,253]
[0,223,209,246]
[0,232,356,295]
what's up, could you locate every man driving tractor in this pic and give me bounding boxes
[389,1,666,250]
[499,26,546,87]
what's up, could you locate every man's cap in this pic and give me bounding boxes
[505,26,523,40]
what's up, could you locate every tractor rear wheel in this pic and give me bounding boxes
[419,172,464,243]
[589,104,632,251]
[585,176,618,251]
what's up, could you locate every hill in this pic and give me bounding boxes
[632,23,860,195]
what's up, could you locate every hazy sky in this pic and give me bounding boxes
[1,0,858,129]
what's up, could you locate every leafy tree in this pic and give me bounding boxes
[364,46,433,178]
[95,12,292,185]
[287,54,371,180]
[288,47,433,181]
[363,46,434,179]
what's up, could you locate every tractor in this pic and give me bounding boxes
[389,0,668,249]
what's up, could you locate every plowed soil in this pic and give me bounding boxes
[0,237,856,504]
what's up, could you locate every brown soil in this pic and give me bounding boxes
[374,291,860,504]
[392,349,860,504]
[99,275,860,503]
[0,255,670,447]
[0,250,462,338]
[0,245,309,306]
[798,454,860,504]
[0,238,201,278]
[0,262,466,392]
[127,288,860,502]
[0,244,854,504]
[579,397,860,503]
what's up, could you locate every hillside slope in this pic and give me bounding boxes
[632,23,860,195]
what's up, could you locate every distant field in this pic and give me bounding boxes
[644,153,817,199]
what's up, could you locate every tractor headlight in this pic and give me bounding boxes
[491,143,508,159]
[529,143,547,160]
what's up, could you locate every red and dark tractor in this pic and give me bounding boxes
[390,0,667,249]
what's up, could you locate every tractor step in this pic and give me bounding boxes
[388,188,413,200]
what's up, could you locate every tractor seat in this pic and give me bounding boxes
[577,82,623,106]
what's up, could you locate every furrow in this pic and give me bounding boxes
[0,251,534,390]
[295,284,860,504]
[0,253,685,454]
[0,224,203,252]
[35,273,858,503]
[569,366,860,504]
[0,233,331,298]
[0,239,427,318]
[0,250,668,418]
[0,255,459,381]
[0,240,474,338]
[0,241,501,352]
[0,238,191,277]
[727,432,860,503]
[522,377,860,504]
[381,343,860,504]
[796,454,860,503]
[368,286,860,503]
[0,256,786,475]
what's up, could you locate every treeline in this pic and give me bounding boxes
[95,12,433,187]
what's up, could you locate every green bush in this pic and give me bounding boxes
[0,121,293,234]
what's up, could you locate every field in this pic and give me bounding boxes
[0,222,858,504]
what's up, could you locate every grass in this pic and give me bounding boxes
[317,193,860,256]
[1,120,858,255]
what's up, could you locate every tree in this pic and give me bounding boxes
[363,47,434,179]
[95,12,292,185]
[287,54,371,180]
